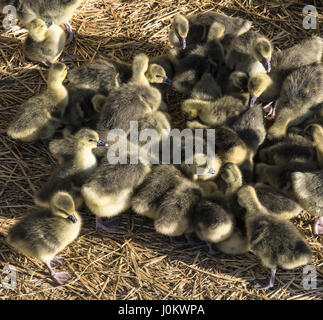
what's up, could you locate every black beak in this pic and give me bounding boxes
[261,57,271,73]
[180,36,186,50]
[298,131,305,137]
[45,21,53,28]
[162,76,172,85]
[248,95,258,108]
[68,214,77,224]
[97,139,107,147]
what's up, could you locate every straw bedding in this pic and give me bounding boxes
[0,0,322,300]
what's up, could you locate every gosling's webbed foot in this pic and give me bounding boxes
[254,280,274,290]
[51,271,71,285]
[313,216,323,235]
[263,101,277,119]
[52,256,64,266]
[46,261,70,285]
[254,267,276,290]
[96,216,121,233]
[64,23,74,44]
[169,235,186,245]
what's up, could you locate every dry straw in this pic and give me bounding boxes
[0,0,322,300]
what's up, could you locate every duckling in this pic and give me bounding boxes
[237,185,312,290]
[292,170,323,235]
[169,13,190,50]
[248,37,323,108]
[267,64,323,141]
[182,93,249,127]
[232,104,266,181]
[255,162,317,196]
[247,72,279,108]
[153,173,203,238]
[225,30,273,74]
[213,126,248,166]
[270,36,322,74]
[96,53,161,138]
[145,62,173,105]
[179,151,222,182]
[172,21,225,95]
[129,110,171,164]
[191,200,234,244]
[7,63,68,143]
[304,123,323,168]
[169,12,252,50]
[34,129,106,208]
[197,180,223,199]
[49,134,74,165]
[68,56,172,95]
[181,126,248,175]
[145,63,172,85]
[67,58,122,95]
[219,69,249,95]
[62,86,99,133]
[6,192,82,285]
[215,163,250,255]
[255,183,303,220]
[131,165,181,220]
[259,132,316,166]
[23,19,66,65]
[131,164,203,240]
[190,71,222,101]
[232,103,266,154]
[176,133,222,181]
[6,0,82,43]
[184,71,222,129]
[81,157,151,232]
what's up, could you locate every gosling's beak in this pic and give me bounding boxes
[97,139,107,147]
[262,57,271,73]
[248,95,258,108]
[65,66,69,71]
[298,131,305,137]
[45,21,53,28]
[68,214,77,224]
[162,76,172,85]
[180,36,186,50]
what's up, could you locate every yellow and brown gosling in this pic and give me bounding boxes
[237,185,312,290]
[24,19,66,65]
[6,192,82,285]
[7,63,68,143]
[35,129,107,208]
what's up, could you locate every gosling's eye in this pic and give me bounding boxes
[155,75,163,78]
[88,139,94,142]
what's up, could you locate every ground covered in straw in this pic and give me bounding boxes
[0,0,322,300]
